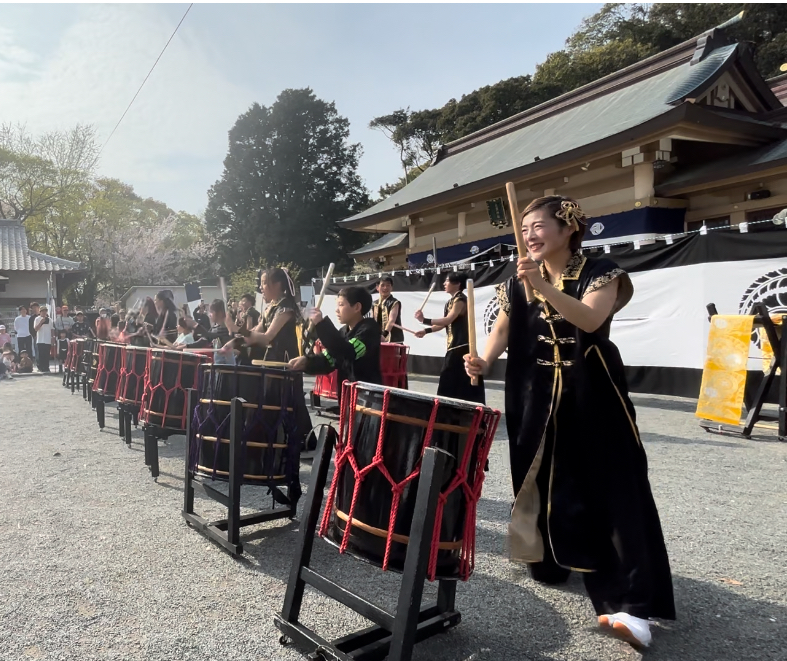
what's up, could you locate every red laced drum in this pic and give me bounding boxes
[312,340,339,400]
[86,340,100,389]
[320,381,500,581]
[116,346,150,408]
[72,338,86,373]
[92,342,124,399]
[140,349,204,432]
[81,338,98,379]
[379,342,408,389]
[66,339,81,372]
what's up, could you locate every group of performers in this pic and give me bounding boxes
[73,195,673,647]
[293,195,674,648]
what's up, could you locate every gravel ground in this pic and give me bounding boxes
[0,373,785,661]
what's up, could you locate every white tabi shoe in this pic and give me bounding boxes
[603,612,651,648]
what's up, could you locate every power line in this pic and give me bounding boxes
[101,3,194,153]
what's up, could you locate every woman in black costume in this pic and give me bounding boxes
[244,268,311,449]
[153,290,178,344]
[465,196,674,648]
[244,268,302,363]
[127,297,157,347]
[415,272,484,404]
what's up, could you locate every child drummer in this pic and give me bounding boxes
[287,286,382,390]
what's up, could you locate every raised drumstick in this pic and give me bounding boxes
[466,279,479,386]
[506,182,534,302]
[393,323,419,336]
[417,281,437,313]
[308,262,335,331]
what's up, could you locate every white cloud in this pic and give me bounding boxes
[0,5,249,214]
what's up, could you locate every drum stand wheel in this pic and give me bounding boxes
[273,427,462,661]
[181,391,299,557]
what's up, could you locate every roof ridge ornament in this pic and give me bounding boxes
[691,10,745,66]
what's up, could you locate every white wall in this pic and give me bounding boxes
[0,272,50,300]
[122,285,223,309]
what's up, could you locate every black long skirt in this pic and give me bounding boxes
[437,348,485,404]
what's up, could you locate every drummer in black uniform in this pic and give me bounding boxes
[288,286,381,391]
[152,290,178,345]
[372,276,403,344]
[243,267,313,449]
[238,269,300,363]
[414,272,484,403]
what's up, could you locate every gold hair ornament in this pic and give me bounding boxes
[555,200,587,231]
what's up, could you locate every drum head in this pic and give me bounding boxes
[352,381,485,411]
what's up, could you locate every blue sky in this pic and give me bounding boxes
[0,3,602,215]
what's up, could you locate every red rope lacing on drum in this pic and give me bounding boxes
[92,344,122,394]
[319,383,500,581]
[140,351,199,428]
[427,406,500,580]
[118,348,147,405]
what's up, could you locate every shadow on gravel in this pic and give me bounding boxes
[643,575,787,661]
[239,529,572,661]
[630,395,698,414]
[642,432,743,449]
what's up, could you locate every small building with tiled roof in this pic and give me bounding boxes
[0,219,84,317]
[342,16,787,267]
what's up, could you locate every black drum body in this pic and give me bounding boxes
[76,337,98,376]
[191,363,300,485]
[93,342,124,398]
[87,342,100,386]
[117,346,149,407]
[324,382,498,580]
[140,349,202,431]
[69,337,85,374]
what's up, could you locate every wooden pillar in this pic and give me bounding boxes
[634,162,655,200]
[458,212,467,240]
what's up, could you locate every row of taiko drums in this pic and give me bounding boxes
[59,338,501,581]
[62,340,199,433]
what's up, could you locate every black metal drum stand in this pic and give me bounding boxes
[274,428,461,661]
[117,405,140,447]
[181,391,298,556]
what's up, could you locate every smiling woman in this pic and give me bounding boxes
[465,195,673,648]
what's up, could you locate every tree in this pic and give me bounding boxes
[369,108,442,183]
[0,123,99,222]
[24,174,214,306]
[227,262,303,302]
[205,89,371,278]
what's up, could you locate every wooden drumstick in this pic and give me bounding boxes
[308,262,335,331]
[506,181,534,302]
[417,281,437,313]
[466,279,479,386]
[393,323,419,336]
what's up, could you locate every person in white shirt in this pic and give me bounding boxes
[172,317,195,350]
[14,306,33,357]
[54,306,74,336]
[34,306,53,373]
